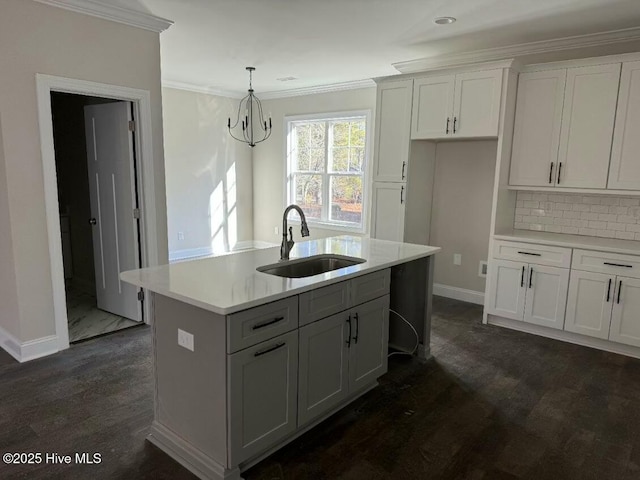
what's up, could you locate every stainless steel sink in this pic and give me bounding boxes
[257,254,366,278]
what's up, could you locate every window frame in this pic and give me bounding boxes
[284,110,372,234]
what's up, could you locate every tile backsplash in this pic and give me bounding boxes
[515,192,640,241]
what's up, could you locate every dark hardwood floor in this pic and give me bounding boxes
[1,297,640,479]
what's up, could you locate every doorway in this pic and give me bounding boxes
[51,92,143,343]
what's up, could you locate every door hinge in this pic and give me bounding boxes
[133,208,140,219]
[129,120,136,132]
[138,290,145,302]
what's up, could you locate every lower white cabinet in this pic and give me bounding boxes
[370,182,406,241]
[228,330,299,465]
[610,277,640,347]
[564,270,614,339]
[298,295,390,426]
[566,272,640,347]
[487,259,568,329]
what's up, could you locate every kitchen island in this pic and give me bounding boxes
[121,235,440,480]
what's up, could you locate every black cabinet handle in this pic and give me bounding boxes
[346,315,352,347]
[606,278,612,302]
[401,161,406,180]
[446,117,450,134]
[557,162,563,184]
[252,316,285,330]
[529,268,533,289]
[518,251,542,257]
[604,262,633,268]
[353,313,359,344]
[617,280,622,304]
[400,185,404,204]
[521,266,525,288]
[453,116,457,134]
[549,163,554,184]
[254,342,285,357]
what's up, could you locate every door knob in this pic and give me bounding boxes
[89,218,97,225]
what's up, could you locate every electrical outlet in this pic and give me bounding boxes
[479,261,488,278]
[274,226,279,236]
[453,254,462,266]
[177,328,194,352]
[178,231,185,241]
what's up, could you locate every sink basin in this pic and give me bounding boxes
[257,254,366,278]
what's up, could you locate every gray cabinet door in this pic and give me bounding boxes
[228,330,298,465]
[351,269,390,307]
[298,311,350,426]
[299,281,350,326]
[349,295,390,392]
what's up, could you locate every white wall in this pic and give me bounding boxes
[430,141,497,294]
[0,115,20,340]
[252,87,376,243]
[162,88,253,258]
[0,0,166,342]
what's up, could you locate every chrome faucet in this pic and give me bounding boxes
[280,204,310,261]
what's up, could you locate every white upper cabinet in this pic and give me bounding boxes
[411,75,455,139]
[411,69,503,139]
[509,69,566,187]
[373,79,413,182]
[608,61,640,190]
[453,69,503,138]
[556,63,621,188]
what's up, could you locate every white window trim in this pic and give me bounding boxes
[283,110,373,234]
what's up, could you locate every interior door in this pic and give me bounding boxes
[84,102,140,321]
[564,270,614,339]
[523,265,570,330]
[609,276,640,347]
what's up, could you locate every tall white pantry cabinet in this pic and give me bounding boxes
[485,51,640,360]
[370,64,508,243]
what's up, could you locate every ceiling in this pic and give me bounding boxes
[130,0,640,96]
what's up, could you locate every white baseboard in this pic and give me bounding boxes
[0,326,59,363]
[433,284,485,305]
[487,314,640,360]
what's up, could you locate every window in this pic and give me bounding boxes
[285,111,370,232]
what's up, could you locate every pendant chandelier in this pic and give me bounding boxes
[227,67,272,147]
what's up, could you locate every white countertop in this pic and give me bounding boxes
[121,236,441,315]
[495,229,640,255]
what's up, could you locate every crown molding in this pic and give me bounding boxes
[258,78,376,100]
[162,80,245,99]
[393,26,640,74]
[162,78,376,101]
[34,0,173,32]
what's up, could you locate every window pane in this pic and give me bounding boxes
[309,148,325,172]
[330,175,363,225]
[294,147,309,171]
[330,147,349,173]
[350,147,364,172]
[350,121,366,147]
[294,174,322,220]
[308,122,325,148]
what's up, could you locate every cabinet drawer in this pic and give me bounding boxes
[299,281,350,327]
[227,297,298,353]
[572,249,640,279]
[493,240,572,268]
[351,269,391,306]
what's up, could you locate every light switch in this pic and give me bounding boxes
[453,254,462,266]
[178,328,194,351]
